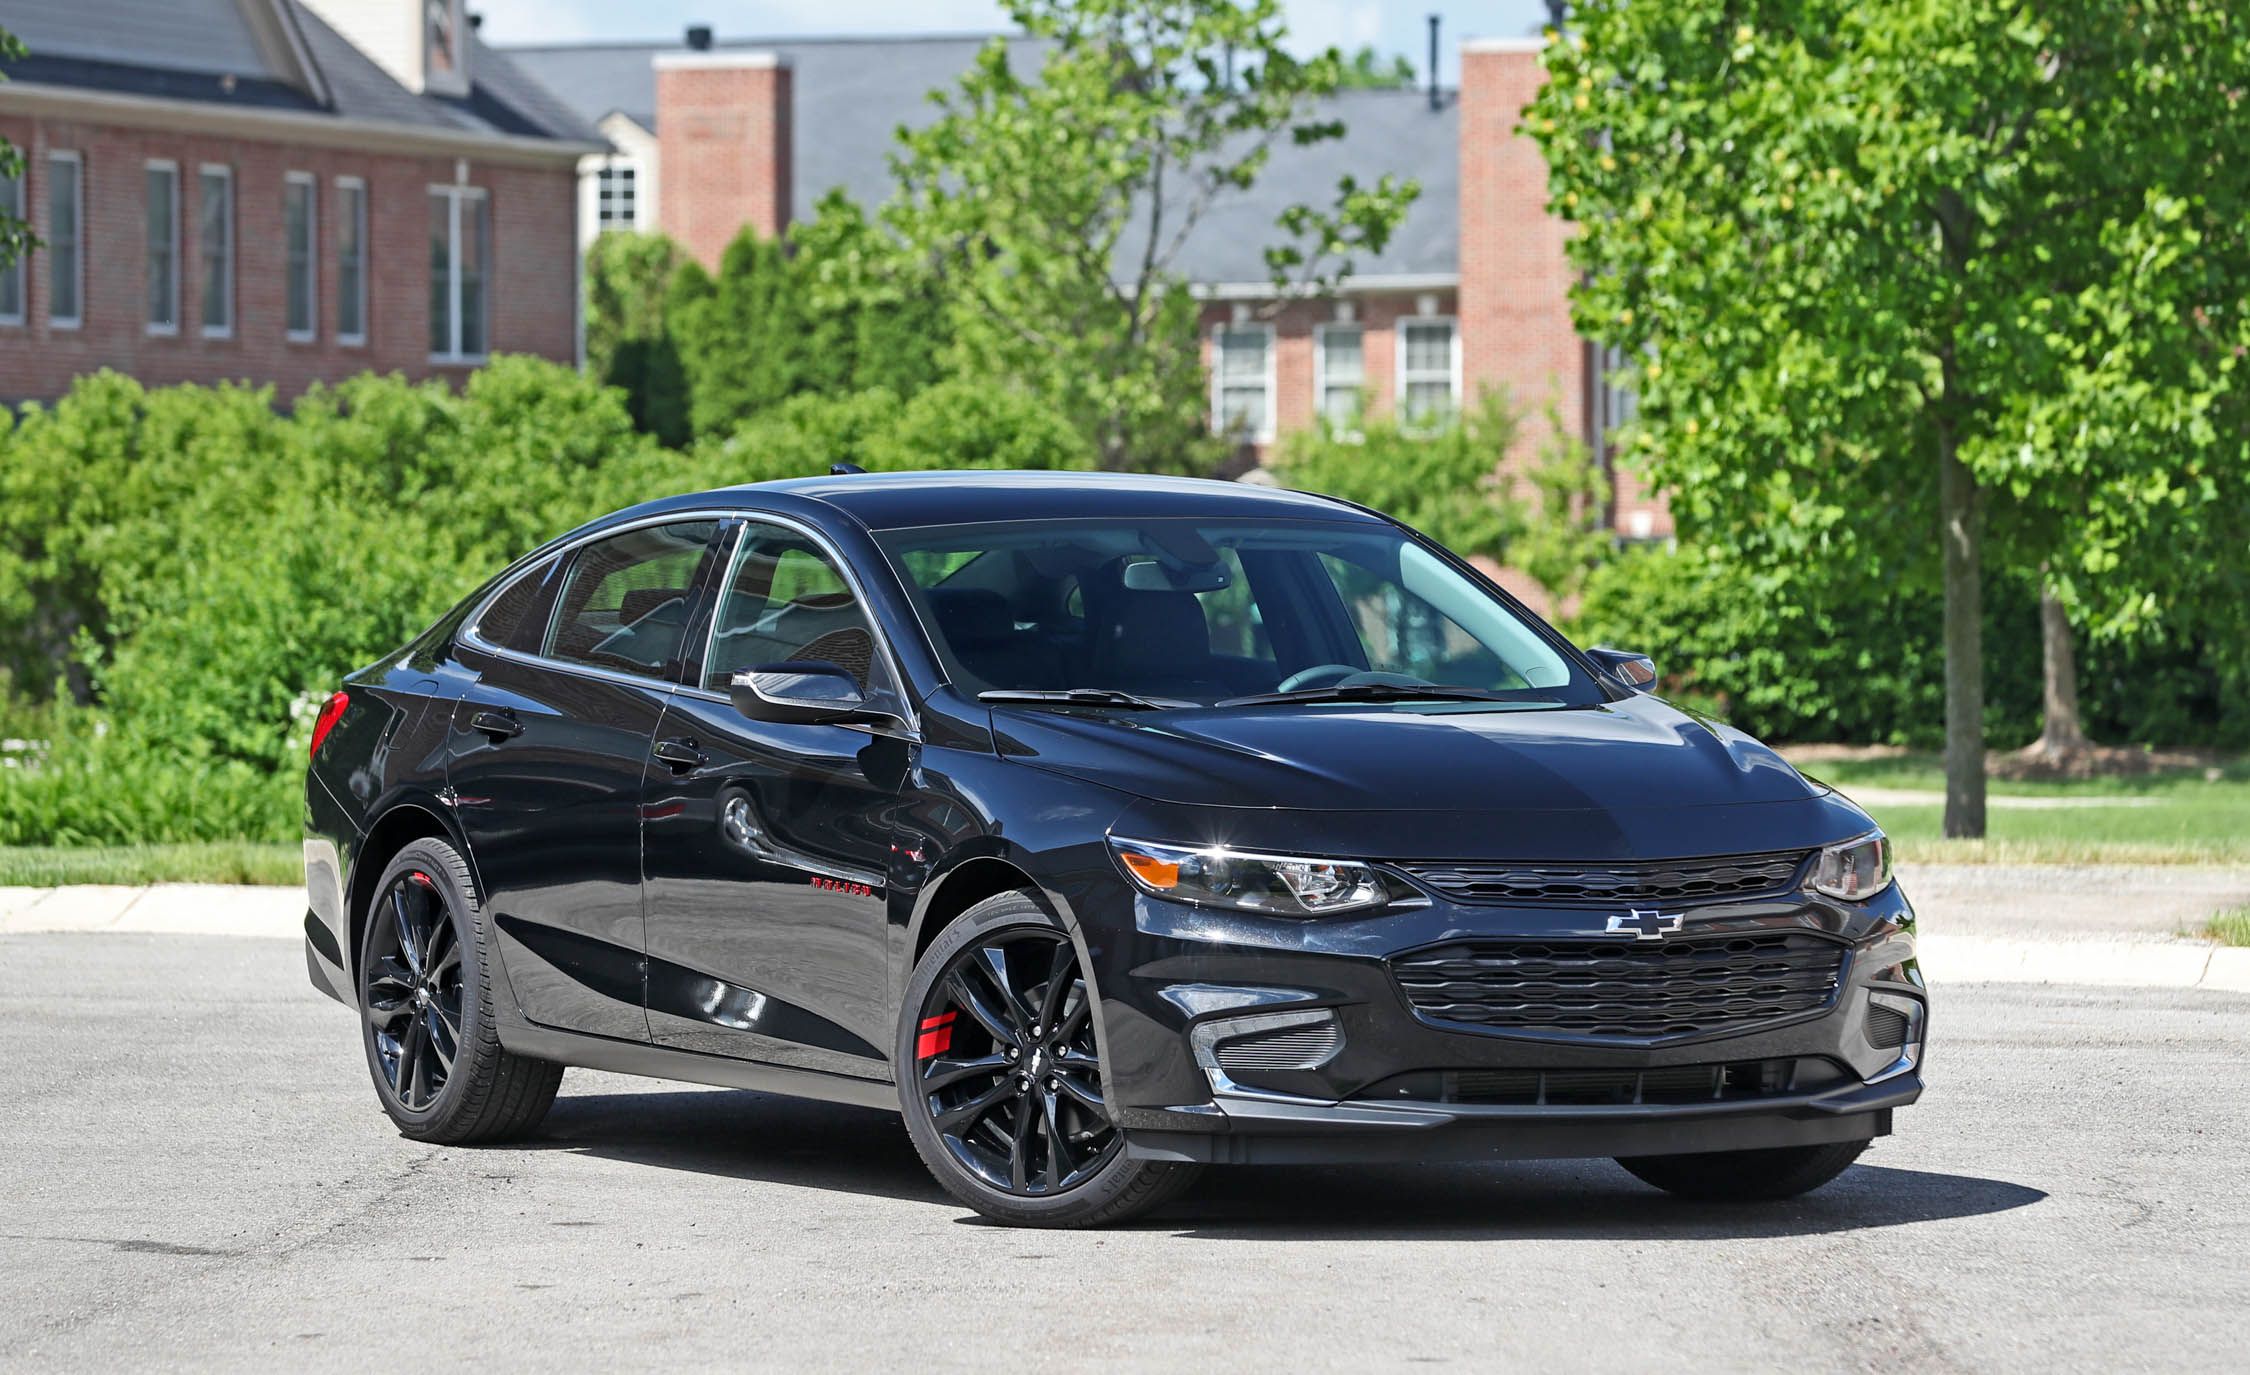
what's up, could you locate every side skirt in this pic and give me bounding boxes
[503,1020,901,1114]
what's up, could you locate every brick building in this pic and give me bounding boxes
[505,27,1663,539]
[0,0,596,405]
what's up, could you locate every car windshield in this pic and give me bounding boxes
[875,517,1603,710]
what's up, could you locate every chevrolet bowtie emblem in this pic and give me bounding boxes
[1607,908,1684,941]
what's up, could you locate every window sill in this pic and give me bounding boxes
[146,324,179,338]
[337,334,367,349]
[202,328,235,341]
[286,330,317,344]
[429,353,489,367]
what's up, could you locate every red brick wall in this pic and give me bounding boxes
[1198,292,1458,467]
[0,111,578,404]
[655,57,792,268]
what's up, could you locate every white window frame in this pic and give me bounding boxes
[1208,321,1277,444]
[1395,315,1462,429]
[198,163,235,339]
[144,160,180,336]
[47,150,83,330]
[594,158,638,232]
[428,183,491,363]
[283,171,318,341]
[335,175,368,346]
[1312,321,1368,436]
[0,167,25,326]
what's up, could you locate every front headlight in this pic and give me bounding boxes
[1810,830,1894,900]
[1108,837,1396,917]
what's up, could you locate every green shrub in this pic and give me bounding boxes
[1273,392,1525,563]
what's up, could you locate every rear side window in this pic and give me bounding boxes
[474,557,561,655]
[546,521,719,677]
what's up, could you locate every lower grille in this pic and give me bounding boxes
[1212,1021,1344,1073]
[1865,1003,1911,1049]
[1391,931,1847,1039]
[1355,1057,1846,1107]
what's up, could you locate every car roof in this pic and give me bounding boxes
[611,469,1388,534]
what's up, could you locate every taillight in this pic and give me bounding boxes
[309,691,350,761]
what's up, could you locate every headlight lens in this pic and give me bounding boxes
[1109,837,1394,917]
[1810,830,1894,901]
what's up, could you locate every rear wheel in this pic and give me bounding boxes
[1615,1139,1869,1200]
[897,891,1200,1227]
[358,838,561,1143]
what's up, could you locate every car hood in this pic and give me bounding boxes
[989,694,1824,815]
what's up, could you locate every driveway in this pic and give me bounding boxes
[3,933,2246,1371]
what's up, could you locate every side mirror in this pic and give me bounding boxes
[730,661,873,725]
[1587,646,1658,691]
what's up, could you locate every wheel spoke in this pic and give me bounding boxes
[921,1052,1009,1092]
[1007,1095,1037,1192]
[943,971,1021,1049]
[1039,1088,1071,1188]
[1052,1069,1105,1114]
[973,947,1037,1035]
[1054,987,1092,1041]
[389,885,424,976]
[933,1078,1014,1134]
[424,1006,457,1078]
[396,1017,427,1103]
[1035,943,1077,1032]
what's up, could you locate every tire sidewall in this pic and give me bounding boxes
[358,837,487,1134]
[896,892,1145,1225]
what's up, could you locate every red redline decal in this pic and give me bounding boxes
[915,1010,957,1059]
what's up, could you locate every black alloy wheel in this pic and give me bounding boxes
[363,868,465,1111]
[897,891,1199,1227]
[918,928,1119,1195]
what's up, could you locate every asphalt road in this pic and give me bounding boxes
[4,934,2247,1372]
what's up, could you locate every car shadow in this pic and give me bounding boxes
[533,1088,2043,1239]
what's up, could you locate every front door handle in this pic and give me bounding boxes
[469,709,522,740]
[652,737,706,772]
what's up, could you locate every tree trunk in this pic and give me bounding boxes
[2033,574,2087,755]
[1937,425,1987,838]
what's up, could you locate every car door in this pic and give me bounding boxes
[446,517,724,1043]
[640,516,913,1079]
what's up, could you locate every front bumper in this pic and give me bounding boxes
[1081,867,1926,1165]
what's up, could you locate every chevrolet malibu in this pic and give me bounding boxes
[302,470,1925,1227]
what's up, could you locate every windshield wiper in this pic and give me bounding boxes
[978,688,1189,711]
[1215,683,1537,709]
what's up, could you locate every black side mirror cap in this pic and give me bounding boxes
[730,661,875,725]
[1586,646,1658,692]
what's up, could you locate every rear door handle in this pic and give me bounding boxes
[469,710,522,740]
[652,737,706,772]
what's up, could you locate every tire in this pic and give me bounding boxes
[1615,1139,1869,1201]
[897,890,1200,1227]
[357,837,562,1144]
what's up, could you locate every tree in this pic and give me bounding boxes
[1531,2,2250,835]
[1336,45,1417,91]
[0,29,35,271]
[1275,392,1525,563]
[887,0,1420,473]
[584,231,691,447]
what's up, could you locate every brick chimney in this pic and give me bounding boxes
[654,50,793,267]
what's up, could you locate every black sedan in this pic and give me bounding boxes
[303,470,1924,1227]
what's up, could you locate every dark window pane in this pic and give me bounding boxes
[547,522,719,676]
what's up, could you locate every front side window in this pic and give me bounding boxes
[47,153,82,327]
[0,170,22,323]
[705,526,885,692]
[146,163,179,332]
[337,178,367,342]
[1317,324,1364,429]
[1399,318,1458,426]
[596,162,637,231]
[429,185,489,359]
[545,522,719,677]
[284,174,317,338]
[1212,325,1273,441]
[199,166,234,336]
[879,519,1593,708]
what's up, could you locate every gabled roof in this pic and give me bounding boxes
[501,31,1460,286]
[0,0,595,149]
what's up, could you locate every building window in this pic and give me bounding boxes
[1211,324,1274,442]
[336,177,367,344]
[47,152,82,328]
[1594,342,1640,459]
[429,185,490,360]
[145,162,179,334]
[1398,317,1459,427]
[0,170,23,325]
[1315,323,1365,430]
[595,161,637,231]
[199,165,234,337]
[284,173,317,340]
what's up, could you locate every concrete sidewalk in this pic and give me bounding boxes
[3,864,2246,992]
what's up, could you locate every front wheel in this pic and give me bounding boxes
[1615,1139,1869,1200]
[896,891,1200,1227]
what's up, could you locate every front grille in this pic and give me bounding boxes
[1391,932,1847,1039]
[1397,850,1812,907]
[1212,1021,1344,1074]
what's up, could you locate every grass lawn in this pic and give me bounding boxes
[0,843,301,887]
[2208,908,2250,947]
[1796,752,2250,866]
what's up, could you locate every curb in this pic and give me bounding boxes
[1919,932,2250,992]
[0,884,302,939]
